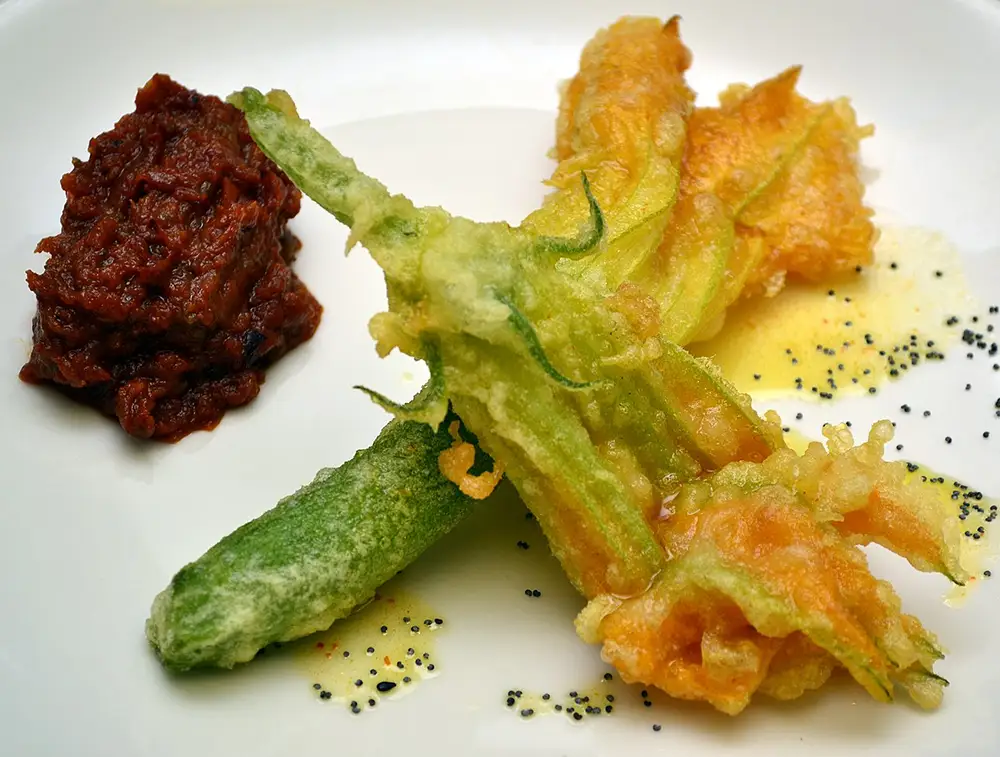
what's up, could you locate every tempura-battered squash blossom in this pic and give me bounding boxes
[232,17,968,714]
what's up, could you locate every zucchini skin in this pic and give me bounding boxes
[146,416,480,671]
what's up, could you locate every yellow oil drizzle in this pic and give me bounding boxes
[782,428,814,455]
[505,674,622,720]
[691,226,979,398]
[292,584,443,712]
[898,460,997,604]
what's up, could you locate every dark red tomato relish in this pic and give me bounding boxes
[20,74,322,440]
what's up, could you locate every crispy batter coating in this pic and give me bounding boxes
[589,422,963,714]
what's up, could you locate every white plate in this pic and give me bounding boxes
[2,0,999,755]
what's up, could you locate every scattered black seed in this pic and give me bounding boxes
[319,690,332,700]
[901,404,911,413]
[402,616,410,623]
[415,659,422,667]
[368,698,376,707]
[555,705,563,712]
[573,713,583,721]
[369,669,377,676]
[427,664,435,671]
[342,651,350,658]
[354,678,363,687]
[795,413,803,420]
[376,681,397,693]
[506,697,516,707]
[604,673,613,681]
[410,626,420,633]
[644,700,652,708]
[403,676,412,684]
[753,373,761,381]
[923,410,931,417]
[532,589,541,597]
[396,661,405,669]
[406,648,415,657]
[890,262,898,269]
[366,646,375,654]
[521,709,535,718]
[605,705,613,713]
[542,693,551,701]
[380,625,388,634]
[313,683,322,690]
[945,437,952,444]
[653,724,662,732]
[896,444,903,451]
[524,589,532,596]
[516,540,530,550]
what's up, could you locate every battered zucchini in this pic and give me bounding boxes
[146,415,484,671]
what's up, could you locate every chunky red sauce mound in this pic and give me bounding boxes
[20,74,322,441]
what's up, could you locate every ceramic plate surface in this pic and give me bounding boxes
[1,1,999,755]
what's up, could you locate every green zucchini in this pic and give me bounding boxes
[146,414,485,671]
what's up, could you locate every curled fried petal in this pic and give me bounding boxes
[523,16,694,285]
[647,67,827,344]
[586,422,960,715]
[437,421,505,500]
[684,73,876,342]
[756,633,838,701]
[739,96,876,295]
